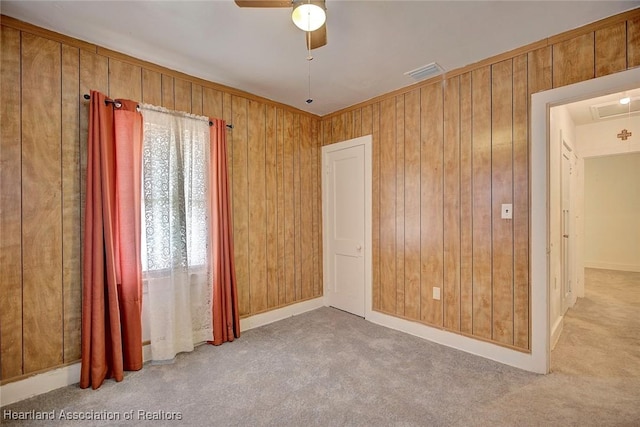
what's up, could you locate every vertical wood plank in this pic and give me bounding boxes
[283,111,296,303]
[521,44,541,344]
[331,113,345,144]
[311,117,320,297]
[420,82,444,326]
[528,47,552,95]
[174,78,192,113]
[300,115,314,300]
[459,72,473,335]
[161,74,175,109]
[595,22,627,77]
[316,121,324,295]
[343,111,353,141]
[361,106,373,136]
[552,33,595,88]
[0,25,23,379]
[491,60,514,345]
[265,105,278,308]
[395,96,405,315]
[371,103,381,311]
[443,76,461,331]
[361,106,374,307]
[352,109,362,138]
[79,52,108,312]
[322,119,331,146]
[293,114,302,301]
[276,108,287,305]
[21,33,63,373]
[223,92,233,231]
[403,90,421,321]
[203,87,223,120]
[231,96,250,316]
[108,58,141,101]
[513,54,530,350]
[471,66,493,340]
[629,17,640,68]
[191,84,203,116]
[141,69,162,105]
[248,100,267,313]
[379,97,397,314]
[61,44,82,362]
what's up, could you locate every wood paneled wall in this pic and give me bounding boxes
[0,16,322,382]
[321,10,640,351]
[1,9,638,383]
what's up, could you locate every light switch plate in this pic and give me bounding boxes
[433,287,441,300]
[501,204,513,219]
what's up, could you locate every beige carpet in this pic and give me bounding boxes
[2,268,639,426]
[552,268,640,378]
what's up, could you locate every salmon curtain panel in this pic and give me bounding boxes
[81,90,144,389]
[209,119,240,345]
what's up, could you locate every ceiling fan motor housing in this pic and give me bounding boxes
[292,0,327,32]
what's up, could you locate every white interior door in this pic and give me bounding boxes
[323,137,370,317]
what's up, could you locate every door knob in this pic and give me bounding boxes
[356,245,362,251]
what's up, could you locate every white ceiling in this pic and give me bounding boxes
[2,1,639,116]
[565,88,640,126]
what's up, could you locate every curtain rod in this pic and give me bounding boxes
[83,93,122,108]
[83,94,233,129]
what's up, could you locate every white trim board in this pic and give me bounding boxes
[550,317,564,351]
[239,297,324,331]
[364,310,537,371]
[1,297,324,407]
[0,363,81,408]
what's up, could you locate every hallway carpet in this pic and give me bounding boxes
[3,269,639,426]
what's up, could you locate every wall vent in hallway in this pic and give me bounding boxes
[590,98,640,120]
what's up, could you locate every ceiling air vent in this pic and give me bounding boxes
[590,98,640,120]
[404,62,443,82]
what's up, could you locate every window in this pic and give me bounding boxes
[140,110,209,274]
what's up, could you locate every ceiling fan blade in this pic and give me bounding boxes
[234,0,291,7]
[307,23,327,50]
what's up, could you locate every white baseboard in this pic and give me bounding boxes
[364,310,546,374]
[240,297,324,331]
[584,262,640,273]
[1,298,324,407]
[550,316,564,351]
[1,363,81,407]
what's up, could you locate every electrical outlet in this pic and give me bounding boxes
[433,287,441,300]
[501,204,513,219]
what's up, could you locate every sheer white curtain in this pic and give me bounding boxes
[140,104,213,362]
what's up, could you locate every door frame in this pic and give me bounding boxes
[530,66,640,374]
[321,135,372,317]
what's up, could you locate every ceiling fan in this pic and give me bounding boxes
[235,0,328,50]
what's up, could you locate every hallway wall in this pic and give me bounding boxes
[584,153,640,272]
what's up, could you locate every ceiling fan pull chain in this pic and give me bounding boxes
[306,32,313,104]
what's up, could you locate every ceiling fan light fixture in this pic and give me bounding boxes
[292,1,326,32]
